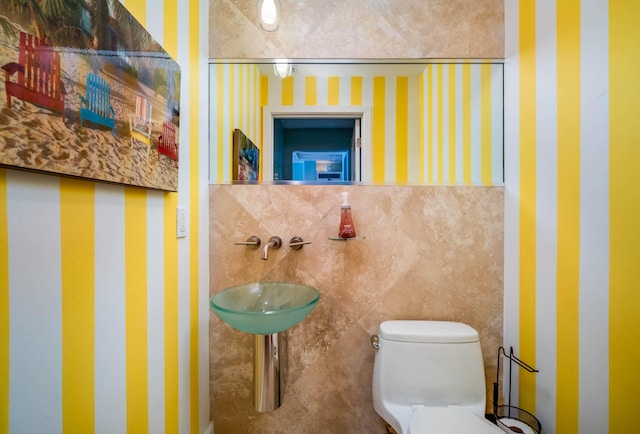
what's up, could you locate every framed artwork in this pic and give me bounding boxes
[233,129,260,181]
[0,1,181,191]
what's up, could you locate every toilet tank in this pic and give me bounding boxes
[372,321,487,434]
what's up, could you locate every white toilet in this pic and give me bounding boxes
[372,320,503,434]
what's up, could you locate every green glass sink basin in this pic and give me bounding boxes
[210,282,320,335]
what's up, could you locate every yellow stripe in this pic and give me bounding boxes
[60,179,95,434]
[164,0,178,59]
[480,64,493,186]
[247,65,252,134]
[519,0,537,413]
[260,75,269,180]
[448,65,457,184]
[251,66,255,139]
[372,77,386,183]
[246,65,252,134]
[328,77,339,106]
[305,77,317,106]
[462,64,472,185]
[164,2,180,431]
[427,66,434,183]
[216,64,225,183]
[0,170,8,433]
[189,0,200,430]
[419,72,425,183]
[556,2,581,432]
[437,64,444,184]
[254,66,259,141]
[248,65,254,136]
[228,67,235,177]
[282,77,294,105]
[350,77,362,106]
[257,67,261,142]
[164,192,179,434]
[609,1,640,432]
[239,65,245,133]
[396,76,408,183]
[125,187,148,434]
[261,75,269,106]
[127,0,147,25]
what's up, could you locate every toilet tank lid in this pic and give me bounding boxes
[379,320,479,343]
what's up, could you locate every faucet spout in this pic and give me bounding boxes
[261,236,282,260]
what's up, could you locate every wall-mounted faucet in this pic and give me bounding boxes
[237,235,310,259]
[262,236,282,260]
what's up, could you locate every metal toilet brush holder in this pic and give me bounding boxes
[493,346,542,434]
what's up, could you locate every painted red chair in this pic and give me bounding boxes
[2,32,66,121]
[158,120,178,166]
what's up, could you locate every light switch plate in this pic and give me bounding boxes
[177,207,187,238]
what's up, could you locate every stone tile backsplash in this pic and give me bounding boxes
[209,184,504,433]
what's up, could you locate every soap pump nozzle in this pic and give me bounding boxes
[338,192,356,238]
[341,192,350,207]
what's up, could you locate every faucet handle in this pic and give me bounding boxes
[235,235,261,249]
[289,236,311,250]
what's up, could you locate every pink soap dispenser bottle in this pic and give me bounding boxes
[338,192,357,238]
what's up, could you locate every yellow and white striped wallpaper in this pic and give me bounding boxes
[209,63,503,185]
[421,64,503,186]
[0,1,210,433]
[209,64,262,183]
[504,1,640,433]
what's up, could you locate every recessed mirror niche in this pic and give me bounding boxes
[209,61,504,186]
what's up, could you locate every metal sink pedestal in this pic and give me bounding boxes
[254,333,282,412]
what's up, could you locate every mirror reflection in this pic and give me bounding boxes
[277,118,356,182]
[209,61,504,186]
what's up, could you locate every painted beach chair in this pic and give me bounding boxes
[79,73,115,135]
[1,32,66,121]
[129,96,153,152]
[158,120,178,166]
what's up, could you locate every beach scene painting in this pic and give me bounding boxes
[232,128,259,181]
[0,0,181,191]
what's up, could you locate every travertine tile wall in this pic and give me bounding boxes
[209,0,504,59]
[209,184,504,433]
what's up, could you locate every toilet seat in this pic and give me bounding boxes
[409,406,504,434]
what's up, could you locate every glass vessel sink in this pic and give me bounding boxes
[210,282,320,335]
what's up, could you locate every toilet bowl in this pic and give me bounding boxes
[371,320,503,434]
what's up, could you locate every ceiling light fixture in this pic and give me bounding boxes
[259,0,281,32]
[273,59,293,78]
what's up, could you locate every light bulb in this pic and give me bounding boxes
[260,0,280,31]
[261,0,277,25]
[273,60,292,78]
